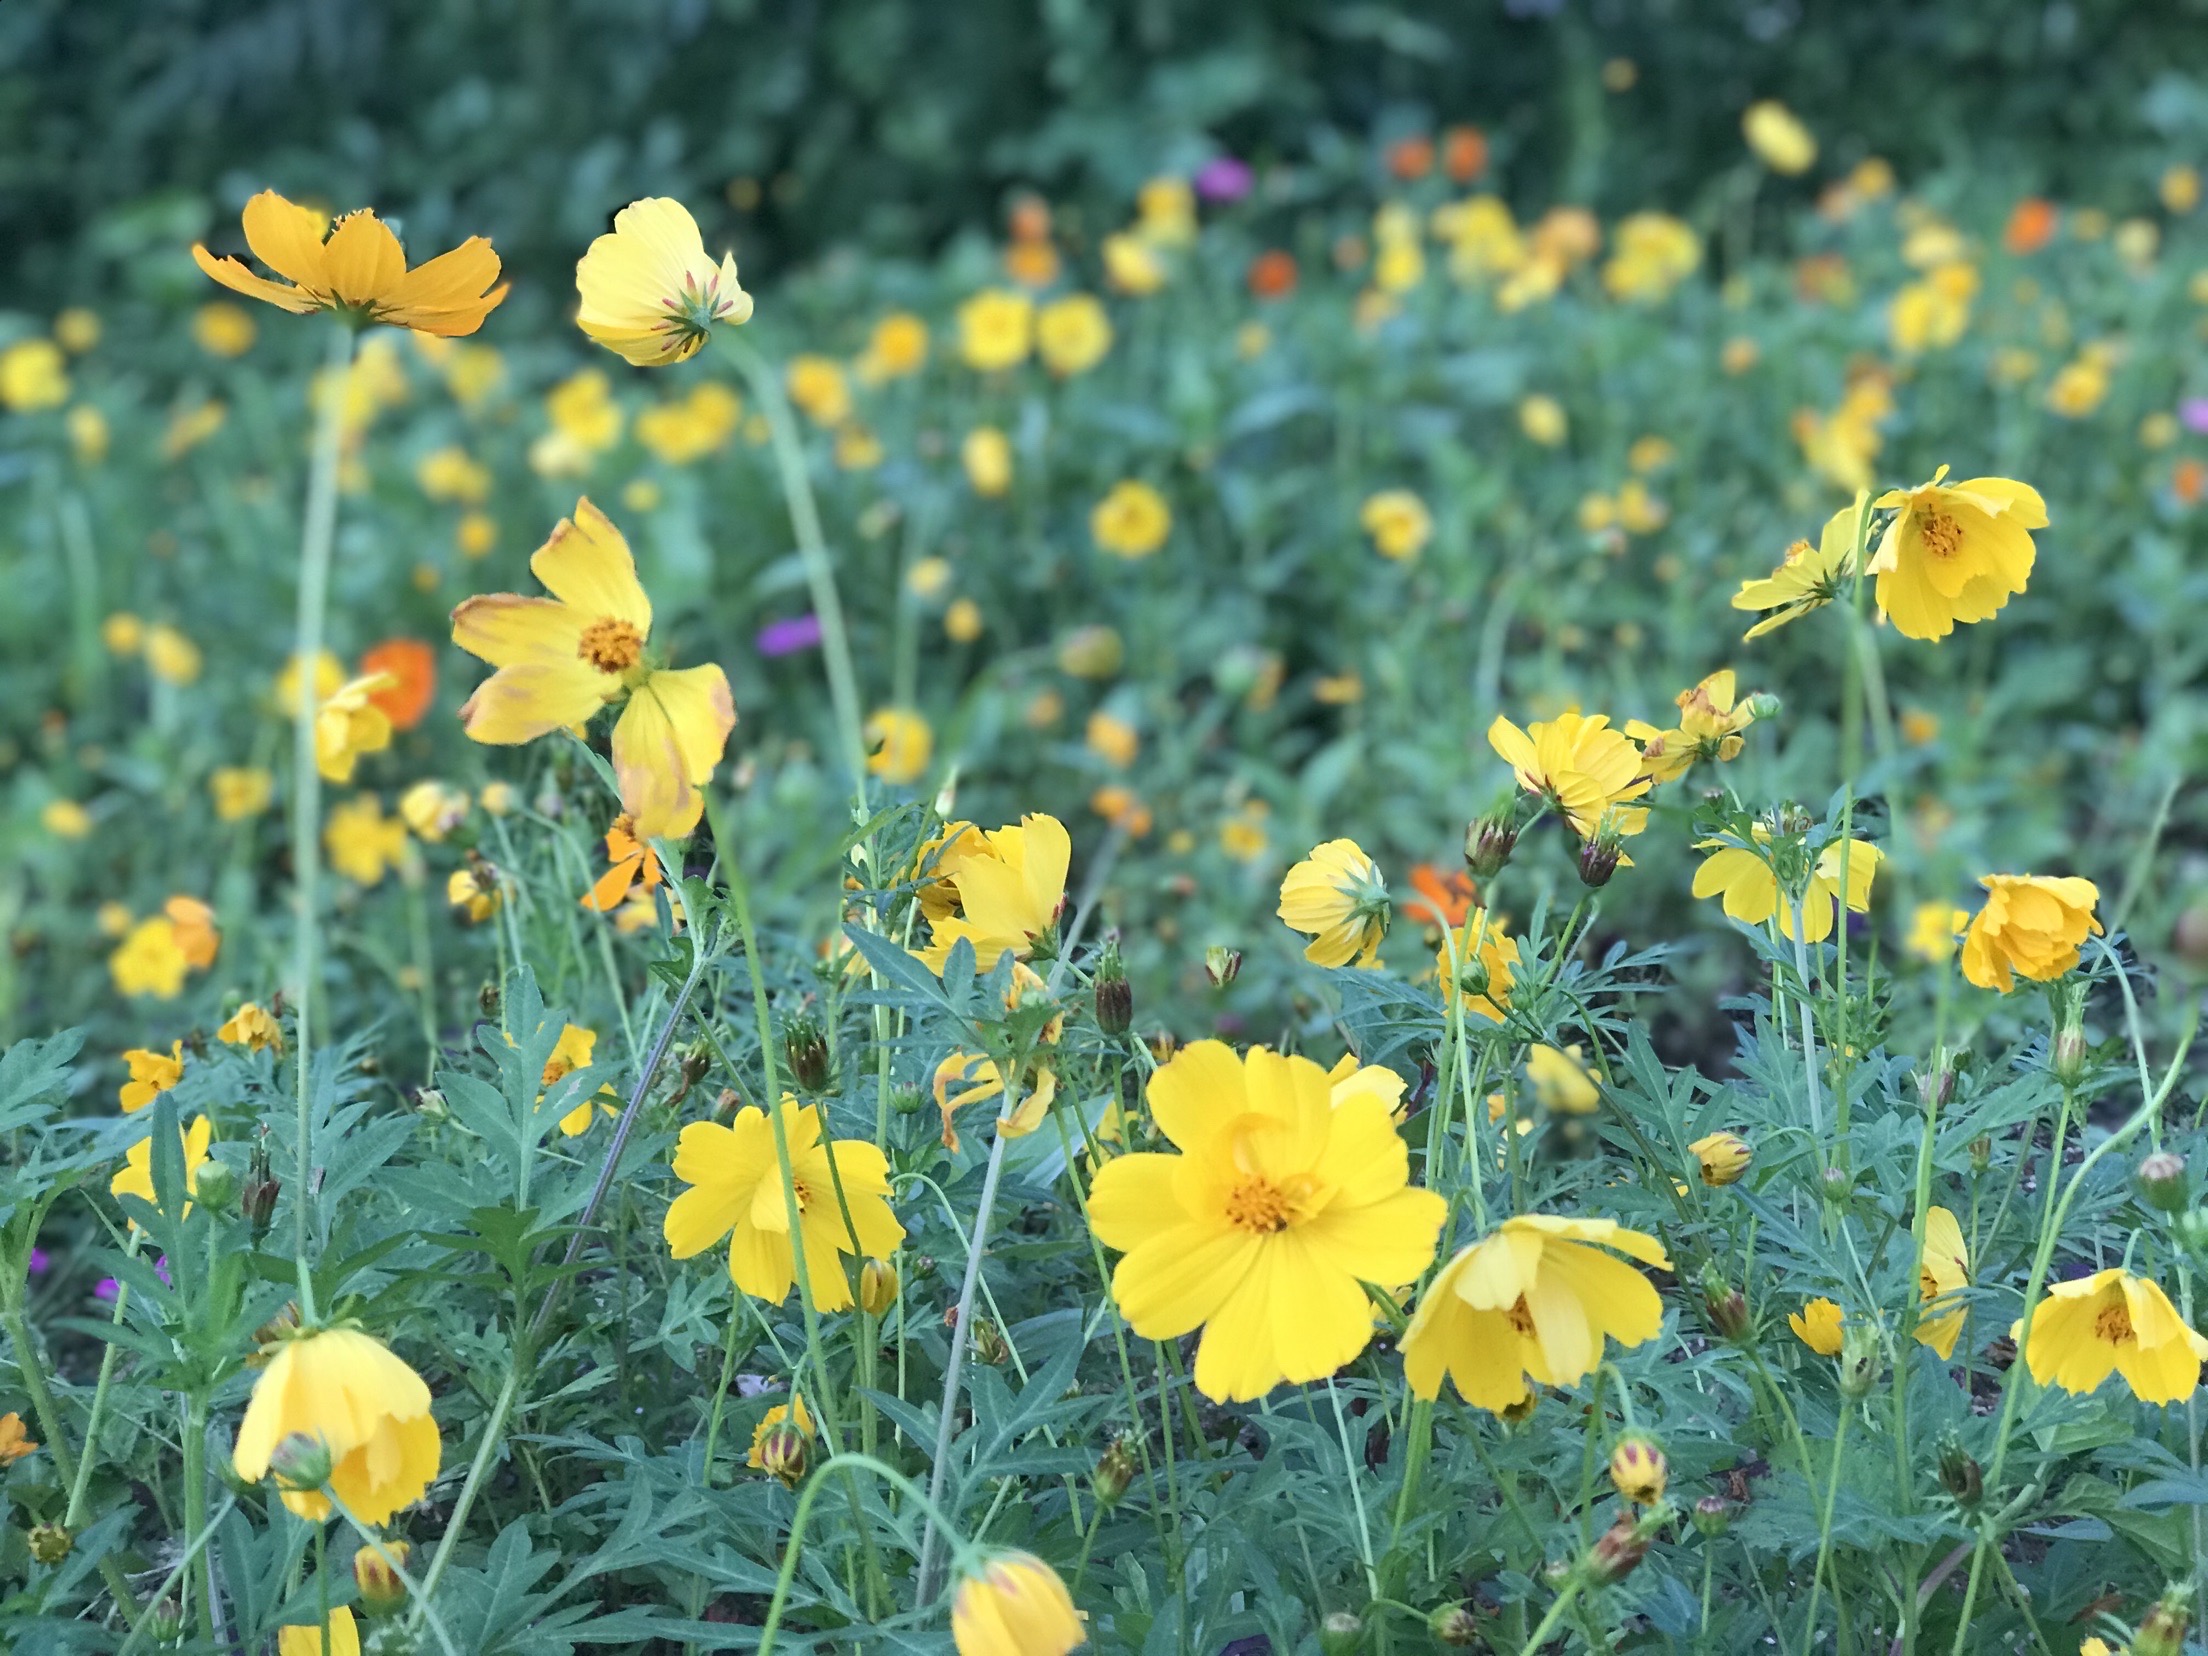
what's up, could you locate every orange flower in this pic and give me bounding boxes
[2003,198,2058,256]
[1247,251,1299,300]
[1403,864,1475,930]
[360,639,436,731]
[2175,458,2206,507]
[1443,126,1488,183]
[582,815,664,913]
[1386,135,1434,180]
[164,896,220,970]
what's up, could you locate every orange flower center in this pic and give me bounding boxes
[1919,511,1965,561]
[1506,1297,1537,1337]
[542,1056,574,1087]
[2094,1300,2135,1346]
[578,617,644,674]
[1224,1176,1298,1234]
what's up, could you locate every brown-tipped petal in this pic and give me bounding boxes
[192,247,322,313]
[239,190,333,291]
[321,210,408,308]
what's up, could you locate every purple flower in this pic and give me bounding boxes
[94,1277,118,1302]
[26,1248,49,1277]
[1195,156,1252,204]
[2181,397,2208,435]
[755,614,822,658]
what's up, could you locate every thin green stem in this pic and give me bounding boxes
[1799,1406,1851,1656]
[408,1361,520,1635]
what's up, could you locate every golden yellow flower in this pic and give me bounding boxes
[1904,902,1968,965]
[1327,1053,1408,1122]
[2014,1269,2208,1404]
[211,766,275,822]
[1916,1206,1969,1360]
[1628,669,1757,782]
[0,339,69,411]
[958,290,1034,372]
[314,673,396,783]
[785,356,852,426]
[746,1391,815,1474]
[67,404,108,463]
[194,190,505,335]
[1037,294,1113,376]
[415,445,491,504]
[1436,915,1519,1023]
[945,598,984,643]
[1138,176,1197,243]
[574,198,750,366]
[634,382,742,465]
[41,799,91,840]
[1526,1044,1599,1114]
[1790,1297,1845,1356]
[1487,712,1650,839]
[1088,1042,1445,1401]
[119,1042,186,1113]
[857,312,929,382]
[1742,100,1817,174]
[235,1326,440,1522]
[934,1050,1055,1154]
[1277,839,1389,969]
[1084,711,1138,769]
[457,512,497,558]
[52,308,99,353]
[163,896,218,970]
[1960,874,2101,991]
[396,781,469,844]
[145,623,203,685]
[962,427,1013,497]
[110,918,190,999]
[1602,213,1700,301]
[916,814,1071,973]
[1090,480,1171,559]
[951,1552,1085,1656]
[99,612,143,654]
[833,423,882,471]
[0,1411,39,1465]
[1731,498,1862,638]
[1691,831,1881,943]
[1102,232,1166,296]
[278,1608,360,1656]
[446,867,500,924]
[453,498,736,838]
[1403,1215,1670,1409]
[325,794,409,886]
[1360,490,1433,560]
[193,302,258,358]
[219,1002,283,1053]
[110,1115,212,1217]
[1868,468,2046,641]
[864,707,934,784]
[1690,1130,1753,1187]
[663,1097,904,1311]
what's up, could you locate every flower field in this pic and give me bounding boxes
[6,85,2208,1655]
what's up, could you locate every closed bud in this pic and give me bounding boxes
[144,1597,184,1642]
[2139,1151,2190,1213]
[354,1541,412,1615]
[1690,1131,1752,1187]
[1691,1494,1731,1537]
[1918,1066,1954,1111]
[1700,1269,1750,1340]
[757,1422,809,1488]
[192,1159,237,1213]
[2135,1583,2194,1656]
[1204,945,1242,988]
[1317,1611,1364,1656]
[478,981,501,1019]
[1968,1134,1993,1174]
[2050,1021,2087,1087]
[678,1045,712,1092]
[1464,805,1519,881]
[242,1176,281,1234]
[781,1013,831,1094]
[1608,1433,1668,1505]
[1576,829,1622,889]
[1093,1437,1138,1508]
[1838,1323,1882,1400]
[1093,941,1133,1035]
[1935,1434,1982,1507]
[858,1257,899,1317]
[891,1083,926,1117]
[1586,1511,1651,1586]
[1744,690,1782,722]
[971,1316,1010,1367]
[27,1521,71,1565]
[1428,1603,1480,1646]
[1819,1164,1853,1206]
[413,1087,448,1121]
[268,1430,334,1493]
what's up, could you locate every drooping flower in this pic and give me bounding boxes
[1277,840,1390,968]
[1087,1042,1445,1401]
[1731,498,1863,639]
[934,1050,1055,1154]
[109,1115,213,1218]
[1868,469,2048,641]
[452,498,736,838]
[2013,1268,2208,1404]
[1360,490,1433,560]
[119,1043,186,1112]
[663,1098,904,1311]
[950,1552,1085,1656]
[1526,1044,1599,1114]
[574,198,752,367]
[1487,712,1650,838]
[1691,831,1881,943]
[1915,1206,1970,1360]
[218,1003,283,1053]
[1960,874,2102,991]
[1628,670,1759,783]
[1402,1216,1670,1410]
[915,814,1071,974]
[314,673,397,782]
[1790,1297,1845,1356]
[234,1326,440,1523]
[582,815,664,914]
[1091,481,1171,559]
[1690,1131,1753,1187]
[193,190,506,336]
[1435,914,1519,1023]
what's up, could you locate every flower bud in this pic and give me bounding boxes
[1935,1434,1982,1508]
[1093,1437,1138,1508]
[1690,1494,1731,1537]
[1689,1131,1752,1187]
[1819,1164,1853,1207]
[1428,1603,1480,1646]
[1968,1134,1992,1174]
[1204,945,1242,988]
[757,1422,809,1488]
[1918,1066,1954,1111]
[144,1597,184,1642]
[2139,1151,2190,1213]
[1576,828,1622,889]
[1585,1512,1651,1586]
[2135,1584,2195,1656]
[192,1159,238,1213]
[268,1430,334,1493]
[478,981,501,1019]
[1837,1323,1882,1401]
[1744,690,1782,722]
[972,1316,1010,1367]
[891,1083,926,1117]
[781,1013,831,1094]
[1464,805,1519,880]
[2050,1020,2087,1087]
[355,1541,412,1615]
[27,1521,71,1565]
[858,1257,899,1317]
[1093,942,1133,1035]
[1700,1270,1750,1341]
[1608,1434,1668,1505]
[1317,1611,1364,1656]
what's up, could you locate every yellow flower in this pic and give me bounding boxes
[119,1042,186,1112]
[1736,502,1861,640]
[104,612,145,654]
[935,1050,1056,1154]
[2014,1269,2208,1405]
[447,867,501,924]
[453,498,736,838]
[1436,915,1519,1023]
[534,1024,615,1136]
[1402,1215,1670,1410]
[1691,831,1881,942]
[52,308,99,353]
[1090,481,1171,558]
[325,794,409,886]
[415,445,491,504]
[833,423,882,470]
[574,198,750,366]
[110,1115,213,1217]
[1916,1206,1970,1360]
[41,799,91,840]
[1690,1131,1753,1186]
[950,1552,1084,1656]
[1518,394,1569,445]
[1328,1053,1408,1123]
[0,339,69,411]
[857,313,929,382]
[194,190,505,335]
[1138,176,1197,243]
[193,302,258,357]
[68,404,108,463]
[219,1003,283,1053]
[2045,356,2109,418]
[1628,669,1757,783]
[277,650,347,712]
[1868,468,2047,642]
[1085,711,1138,769]
[1088,1042,1445,1401]
[235,1326,440,1522]
[1487,712,1650,839]
[145,624,203,686]
[1103,232,1167,296]
[211,766,275,822]
[397,781,469,844]
[1602,214,1700,301]
[746,1391,816,1473]
[1526,1044,1599,1114]
[785,356,852,426]
[962,427,1013,497]
[0,1411,38,1465]
[635,382,742,465]
[161,400,227,461]
[314,673,396,783]
[457,512,497,558]
[917,814,1071,974]
[1960,874,2101,991]
[663,1097,904,1311]
[111,918,190,999]
[1037,294,1113,376]
[535,369,625,475]
[1742,100,1817,174]
[278,1608,360,1656]
[1904,902,1968,965]
[864,707,934,784]
[1790,1297,1845,1356]
[164,895,218,970]
[1277,839,1389,969]
[1360,490,1433,560]
[945,598,984,643]
[959,290,1034,371]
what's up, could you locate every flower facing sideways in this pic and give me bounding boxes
[1487,712,1650,839]
[1087,1042,1445,1402]
[119,1043,185,1112]
[2014,1268,2208,1404]
[915,814,1071,974]
[1960,874,2101,991]
[314,673,396,782]
[950,1551,1084,1656]
[1692,831,1881,943]
[278,1607,360,1656]
[110,1115,213,1219]
[1629,670,1759,783]
[1869,469,2048,642]
[1731,498,1861,639]
[234,1326,440,1523]
[1401,1215,1670,1410]
[1916,1206,1970,1360]
[452,498,735,838]
[575,198,752,366]
[1435,914,1520,1024]
[1277,839,1390,968]
[582,815,664,914]
[663,1097,904,1311]
[1791,1297,1845,1356]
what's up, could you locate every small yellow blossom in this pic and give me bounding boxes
[1091,481,1171,558]
[1036,294,1112,376]
[574,198,750,365]
[1278,840,1389,968]
[963,427,1013,497]
[193,302,258,357]
[864,708,934,784]
[326,795,409,887]
[958,290,1034,371]
[1360,490,1432,560]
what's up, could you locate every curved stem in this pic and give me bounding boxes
[757,1452,972,1656]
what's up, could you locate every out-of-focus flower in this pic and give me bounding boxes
[864,707,934,784]
[398,780,470,843]
[1361,490,1433,560]
[962,426,1013,497]
[53,308,100,353]
[1103,232,1167,296]
[211,767,275,822]
[856,313,929,382]
[1603,214,1699,302]
[1526,1043,1599,1114]
[1037,295,1112,376]
[314,674,396,783]
[1905,902,1969,964]
[2003,198,2058,255]
[145,624,203,685]
[1195,156,1253,202]
[41,799,91,839]
[1742,101,1816,174]
[1,339,70,411]
[219,1003,283,1053]
[756,614,823,658]
[415,445,491,504]
[325,795,408,886]
[1091,481,1171,558]
[1247,251,1298,299]
[193,302,258,357]
[958,290,1034,371]
[575,198,750,365]
[1518,394,1567,446]
[1136,177,1196,245]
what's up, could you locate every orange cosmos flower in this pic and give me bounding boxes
[360,639,436,730]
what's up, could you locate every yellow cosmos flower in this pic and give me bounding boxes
[193,190,505,335]
[279,1607,360,1656]
[1731,498,1862,639]
[934,1050,1055,1154]
[534,1024,615,1136]
[1916,1205,1969,1360]
[1690,1130,1753,1186]
[1487,712,1650,839]
[636,382,742,465]
[1517,393,1568,445]
[1328,1054,1408,1122]
[1741,100,1816,174]
[1036,294,1112,376]
[1790,1297,1845,1356]
[2014,1269,2208,1405]
[314,673,396,782]
[1525,1044,1599,1114]
[110,917,190,999]
[1627,670,1757,783]
[958,290,1034,372]
[1090,481,1171,558]
[1436,915,1519,1023]
[452,498,736,838]
[1868,468,2048,641]
[219,1003,283,1053]
[235,1327,440,1523]
[1360,490,1433,560]
[1,339,70,411]
[102,611,144,655]
[915,814,1071,974]
[864,707,934,785]
[786,356,852,426]
[574,198,751,366]
[1277,839,1390,969]
[210,766,275,822]
[326,795,409,886]
[663,1097,905,1311]
[1905,902,1969,965]
[856,312,928,382]
[1103,232,1167,296]
[1087,1042,1446,1401]
[145,623,204,685]
[398,781,470,844]
[119,1043,185,1112]
[963,427,1014,497]
[1602,213,1700,302]
[41,799,91,840]
[110,1115,213,1217]
[951,1551,1085,1656]
[193,301,257,357]
[1402,1215,1670,1410]
[746,1391,815,1474]
[1085,711,1138,769]
[1692,831,1881,942]
[447,867,500,924]
[0,1411,38,1465]
[1960,874,2102,991]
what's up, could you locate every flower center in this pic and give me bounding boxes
[1919,511,1965,561]
[542,1056,574,1087]
[1224,1176,1296,1234]
[1506,1297,1537,1337]
[2094,1301,2135,1345]
[578,617,644,674]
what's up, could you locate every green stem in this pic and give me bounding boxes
[112,1496,236,1656]
[1,1303,141,1623]
[407,1362,520,1636]
[699,1307,743,1486]
[1799,1406,1851,1656]
[181,1393,214,1641]
[756,1452,973,1656]
[326,1490,462,1656]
